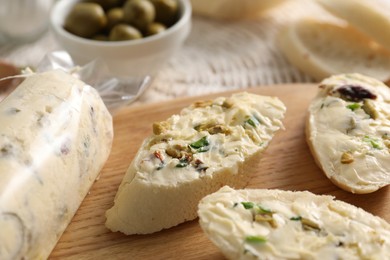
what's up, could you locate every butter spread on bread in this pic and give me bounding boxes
[0,70,113,260]
[198,186,390,260]
[105,92,286,234]
[306,73,390,193]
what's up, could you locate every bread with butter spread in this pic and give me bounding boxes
[105,92,286,234]
[198,186,390,260]
[306,73,390,193]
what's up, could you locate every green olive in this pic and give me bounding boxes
[145,22,166,36]
[109,24,142,41]
[64,3,107,38]
[82,0,124,10]
[150,0,178,26]
[123,0,155,30]
[92,34,109,41]
[107,7,125,29]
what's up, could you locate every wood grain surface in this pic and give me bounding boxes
[49,84,390,259]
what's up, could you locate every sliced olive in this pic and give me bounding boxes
[109,24,142,41]
[64,3,107,38]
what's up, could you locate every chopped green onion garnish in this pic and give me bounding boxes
[245,236,267,243]
[258,206,273,214]
[175,158,189,168]
[245,116,260,128]
[189,136,210,153]
[363,136,382,149]
[290,216,302,221]
[346,103,361,111]
[190,136,209,149]
[241,202,255,209]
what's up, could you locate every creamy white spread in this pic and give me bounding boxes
[198,186,390,260]
[136,93,284,185]
[105,92,286,234]
[307,74,390,193]
[0,70,113,260]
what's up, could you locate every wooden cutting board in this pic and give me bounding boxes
[50,84,390,259]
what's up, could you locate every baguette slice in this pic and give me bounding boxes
[316,0,390,51]
[190,0,286,20]
[306,73,390,194]
[105,92,286,234]
[198,186,390,260]
[278,18,390,82]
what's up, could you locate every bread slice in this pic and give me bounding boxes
[306,73,390,194]
[105,92,286,234]
[278,18,390,82]
[190,0,286,20]
[315,0,390,51]
[198,186,390,260]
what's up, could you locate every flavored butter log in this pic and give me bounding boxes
[0,70,113,259]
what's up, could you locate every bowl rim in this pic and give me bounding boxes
[50,0,192,47]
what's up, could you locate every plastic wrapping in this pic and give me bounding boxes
[35,51,152,113]
[0,70,113,259]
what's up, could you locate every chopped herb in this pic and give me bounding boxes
[233,202,239,208]
[189,136,210,153]
[175,158,189,168]
[245,116,260,128]
[241,202,255,209]
[245,236,267,243]
[257,206,273,214]
[346,103,360,111]
[290,216,302,221]
[363,136,382,149]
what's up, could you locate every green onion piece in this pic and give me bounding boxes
[258,206,273,214]
[175,158,189,168]
[363,136,382,149]
[290,216,302,221]
[190,136,209,149]
[189,136,210,153]
[241,202,255,209]
[346,103,361,111]
[245,116,260,128]
[245,236,267,243]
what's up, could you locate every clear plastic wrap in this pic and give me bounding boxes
[0,69,114,259]
[34,51,152,113]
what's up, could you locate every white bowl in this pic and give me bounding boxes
[50,0,191,77]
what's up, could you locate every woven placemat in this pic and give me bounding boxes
[0,0,332,105]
